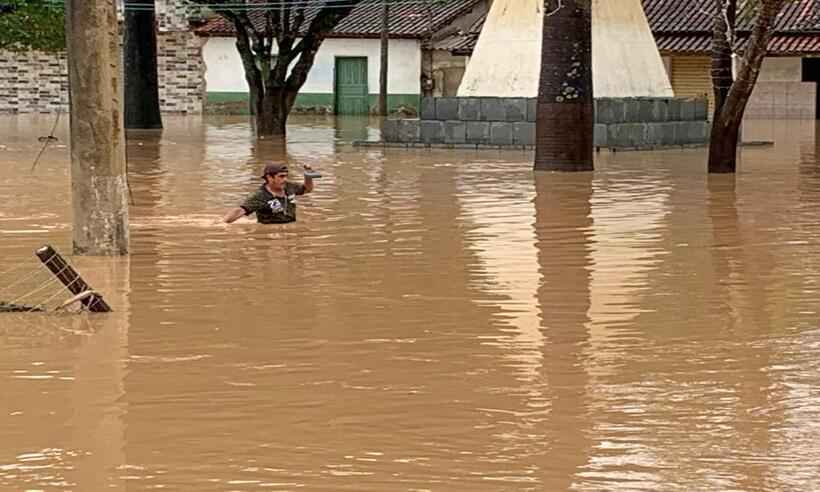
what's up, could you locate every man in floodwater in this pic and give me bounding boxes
[223,162,315,224]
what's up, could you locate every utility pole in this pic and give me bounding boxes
[379,1,389,116]
[65,0,130,255]
[534,0,594,172]
[422,0,434,97]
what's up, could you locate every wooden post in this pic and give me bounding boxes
[35,245,112,313]
[379,2,389,116]
[65,0,130,255]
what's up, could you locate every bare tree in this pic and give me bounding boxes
[534,0,594,172]
[708,0,788,173]
[198,0,364,138]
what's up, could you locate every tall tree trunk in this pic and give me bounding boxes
[534,0,594,172]
[710,0,736,116]
[708,0,785,173]
[257,87,293,137]
[123,0,162,130]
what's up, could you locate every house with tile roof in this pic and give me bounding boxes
[196,0,490,115]
[438,0,820,119]
[645,0,820,119]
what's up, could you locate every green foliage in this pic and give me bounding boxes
[0,0,65,51]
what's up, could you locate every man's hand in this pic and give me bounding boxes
[303,164,315,193]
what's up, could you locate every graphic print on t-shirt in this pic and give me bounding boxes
[267,198,285,213]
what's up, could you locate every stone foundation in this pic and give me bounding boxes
[372,96,710,150]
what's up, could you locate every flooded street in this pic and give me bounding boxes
[1,114,819,490]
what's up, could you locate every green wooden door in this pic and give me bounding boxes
[335,57,369,115]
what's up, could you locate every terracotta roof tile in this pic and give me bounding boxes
[196,0,485,38]
[438,0,820,56]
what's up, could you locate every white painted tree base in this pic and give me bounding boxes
[458,0,674,98]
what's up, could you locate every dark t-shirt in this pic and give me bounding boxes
[240,183,306,224]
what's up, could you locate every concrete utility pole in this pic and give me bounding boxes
[65,0,130,255]
[379,2,389,116]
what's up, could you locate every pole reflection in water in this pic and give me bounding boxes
[1,115,820,490]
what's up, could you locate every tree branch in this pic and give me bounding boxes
[721,0,787,124]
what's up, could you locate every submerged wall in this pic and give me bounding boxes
[457,0,673,98]
[377,96,709,150]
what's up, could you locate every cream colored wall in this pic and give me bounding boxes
[758,57,803,82]
[458,0,673,98]
[457,0,542,97]
[593,0,674,97]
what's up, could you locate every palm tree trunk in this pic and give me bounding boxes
[534,0,594,172]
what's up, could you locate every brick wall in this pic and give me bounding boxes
[0,32,204,115]
[156,31,206,113]
[0,51,69,113]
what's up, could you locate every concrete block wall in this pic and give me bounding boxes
[383,96,710,149]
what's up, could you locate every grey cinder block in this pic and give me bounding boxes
[593,123,608,147]
[639,99,655,122]
[681,99,696,121]
[421,120,444,143]
[490,122,514,145]
[527,98,537,122]
[597,98,626,124]
[505,98,528,122]
[652,99,669,122]
[382,119,399,142]
[458,98,481,121]
[480,98,505,121]
[398,119,421,142]
[467,121,490,143]
[420,97,436,120]
[667,98,682,121]
[513,122,536,146]
[444,120,467,144]
[436,97,458,120]
[694,98,708,121]
[625,99,641,122]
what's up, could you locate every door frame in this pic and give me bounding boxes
[334,56,369,115]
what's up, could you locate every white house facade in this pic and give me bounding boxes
[202,36,422,114]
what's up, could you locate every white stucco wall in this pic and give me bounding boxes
[458,0,673,98]
[758,57,803,82]
[593,0,674,97]
[202,37,421,94]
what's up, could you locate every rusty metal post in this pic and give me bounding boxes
[35,245,112,312]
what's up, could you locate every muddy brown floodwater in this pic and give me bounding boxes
[1,114,819,490]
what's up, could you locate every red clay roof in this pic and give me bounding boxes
[196,0,485,38]
[437,0,820,55]
[644,0,820,33]
[656,33,820,55]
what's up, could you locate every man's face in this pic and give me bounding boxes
[268,172,288,188]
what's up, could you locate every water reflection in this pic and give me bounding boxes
[533,172,594,489]
[2,115,820,490]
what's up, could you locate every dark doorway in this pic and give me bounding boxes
[803,58,820,119]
